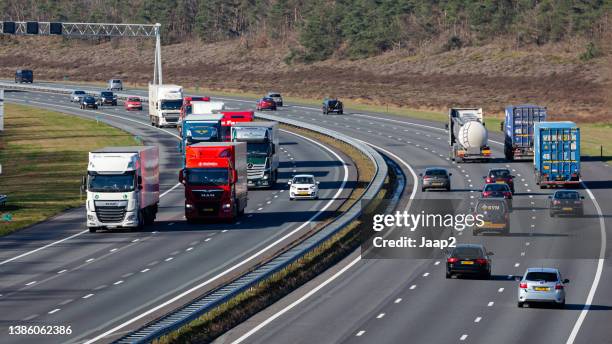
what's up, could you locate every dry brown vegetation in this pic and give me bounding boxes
[0,34,610,122]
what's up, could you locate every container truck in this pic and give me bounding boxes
[179,142,248,222]
[534,121,580,188]
[179,114,224,156]
[84,146,159,232]
[231,121,279,188]
[447,108,491,162]
[502,105,547,160]
[221,110,254,141]
[149,84,183,127]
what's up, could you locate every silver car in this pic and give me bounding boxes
[518,267,568,308]
[420,167,452,191]
[70,90,87,102]
[266,92,283,107]
[108,79,123,91]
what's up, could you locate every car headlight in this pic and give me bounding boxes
[310,186,316,190]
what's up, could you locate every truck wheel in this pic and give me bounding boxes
[88,227,97,233]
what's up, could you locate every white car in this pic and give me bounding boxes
[517,267,568,308]
[289,174,319,200]
[70,90,87,102]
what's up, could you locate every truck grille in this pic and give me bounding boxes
[247,164,266,179]
[192,189,223,201]
[95,206,127,223]
[165,113,180,123]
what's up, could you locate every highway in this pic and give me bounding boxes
[4,82,612,344]
[0,89,357,343]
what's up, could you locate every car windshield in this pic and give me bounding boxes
[485,184,509,191]
[451,247,483,259]
[490,170,510,178]
[262,98,273,102]
[268,93,280,97]
[425,169,447,176]
[248,143,270,156]
[525,272,558,282]
[101,92,113,97]
[161,100,182,110]
[84,96,95,102]
[88,172,135,192]
[555,191,579,199]
[293,177,314,184]
[186,168,228,186]
[128,97,140,102]
[75,91,86,95]
[112,80,121,83]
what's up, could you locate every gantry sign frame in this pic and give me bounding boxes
[0,21,163,85]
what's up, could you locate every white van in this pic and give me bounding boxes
[108,79,123,91]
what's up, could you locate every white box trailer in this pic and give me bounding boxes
[148,84,183,127]
[192,101,225,115]
[85,146,159,232]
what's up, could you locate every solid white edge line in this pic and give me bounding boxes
[231,140,418,344]
[81,126,349,343]
[566,183,607,344]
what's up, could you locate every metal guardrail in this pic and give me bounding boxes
[0,81,389,344]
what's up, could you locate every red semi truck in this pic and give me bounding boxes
[179,142,248,222]
[220,110,254,141]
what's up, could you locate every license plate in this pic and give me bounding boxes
[298,192,309,195]
[534,287,549,291]
[461,261,474,265]
[202,208,214,212]
[496,181,505,184]
[432,182,443,186]
[562,207,573,211]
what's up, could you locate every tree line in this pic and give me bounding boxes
[1,0,609,61]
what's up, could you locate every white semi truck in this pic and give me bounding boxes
[85,146,160,232]
[149,84,183,127]
[447,108,491,162]
[231,121,279,188]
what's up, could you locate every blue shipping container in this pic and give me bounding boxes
[533,121,580,187]
[503,105,547,160]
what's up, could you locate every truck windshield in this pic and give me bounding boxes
[186,124,219,142]
[247,143,270,156]
[88,172,135,192]
[161,100,182,110]
[186,168,228,186]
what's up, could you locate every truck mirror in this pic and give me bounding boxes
[444,124,449,130]
[137,176,143,186]
[81,175,87,191]
[500,121,504,131]
[179,169,185,184]
[232,170,238,183]
[271,144,276,154]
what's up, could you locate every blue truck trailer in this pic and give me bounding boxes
[503,105,547,160]
[534,121,580,188]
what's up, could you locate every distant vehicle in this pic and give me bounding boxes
[322,98,343,115]
[484,168,515,193]
[472,198,510,235]
[534,121,580,188]
[256,97,277,111]
[447,108,491,162]
[179,142,248,222]
[70,90,87,103]
[124,96,142,111]
[108,79,123,91]
[549,190,584,217]
[15,69,33,83]
[446,244,492,279]
[265,92,283,106]
[481,183,513,209]
[502,105,547,160]
[149,84,183,127]
[97,91,117,106]
[518,267,568,308]
[289,174,319,200]
[80,96,98,109]
[231,121,279,188]
[85,146,159,232]
[419,167,451,191]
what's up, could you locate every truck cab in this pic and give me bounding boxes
[179,142,247,222]
[231,121,279,188]
[179,114,224,157]
[179,101,225,135]
[220,110,254,141]
[149,84,183,127]
[85,147,160,232]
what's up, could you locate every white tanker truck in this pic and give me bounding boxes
[447,108,491,162]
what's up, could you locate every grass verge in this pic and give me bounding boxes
[0,103,139,236]
[151,123,388,344]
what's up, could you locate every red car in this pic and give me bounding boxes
[256,97,277,111]
[124,96,142,111]
[483,168,515,193]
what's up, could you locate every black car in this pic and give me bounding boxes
[15,69,33,83]
[97,91,117,106]
[80,96,98,109]
[472,198,510,235]
[446,244,493,279]
[322,98,343,115]
[549,190,584,217]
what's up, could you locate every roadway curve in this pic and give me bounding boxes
[0,88,357,343]
[7,82,612,344]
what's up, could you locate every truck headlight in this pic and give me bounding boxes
[222,203,231,209]
[262,174,269,180]
[186,203,194,209]
[126,214,136,221]
[87,214,96,221]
